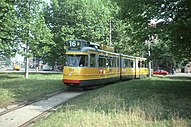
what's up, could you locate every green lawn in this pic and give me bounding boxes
[34,77,191,127]
[0,73,64,107]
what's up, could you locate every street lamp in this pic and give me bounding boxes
[147,18,165,77]
[144,39,152,77]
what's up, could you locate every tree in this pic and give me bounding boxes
[0,1,17,57]
[44,0,120,66]
[113,0,191,68]
[15,0,53,78]
[166,0,191,59]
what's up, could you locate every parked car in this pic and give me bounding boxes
[42,64,53,71]
[153,70,169,75]
[13,65,20,71]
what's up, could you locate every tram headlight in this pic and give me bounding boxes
[69,72,72,76]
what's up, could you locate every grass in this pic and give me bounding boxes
[33,77,191,127]
[0,73,64,107]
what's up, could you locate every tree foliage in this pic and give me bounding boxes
[1,0,191,70]
[15,0,53,57]
[44,0,122,65]
[0,1,17,57]
[114,0,191,67]
[166,0,191,59]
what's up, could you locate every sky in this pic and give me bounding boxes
[12,54,24,63]
[44,0,50,5]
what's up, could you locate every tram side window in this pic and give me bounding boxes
[130,60,134,68]
[79,55,88,67]
[129,59,131,67]
[112,58,116,67]
[116,58,119,67]
[99,56,106,67]
[126,59,131,68]
[124,59,127,67]
[123,59,126,67]
[107,57,112,67]
[124,59,130,68]
[138,61,141,68]
[90,54,96,67]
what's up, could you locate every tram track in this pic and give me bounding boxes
[0,89,85,127]
[0,88,66,116]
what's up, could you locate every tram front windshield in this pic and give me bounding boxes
[66,55,88,67]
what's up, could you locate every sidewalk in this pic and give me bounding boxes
[0,92,84,127]
[167,73,191,77]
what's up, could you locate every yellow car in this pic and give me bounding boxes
[13,65,20,71]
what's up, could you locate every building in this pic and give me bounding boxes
[185,62,191,73]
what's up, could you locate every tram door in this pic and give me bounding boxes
[98,55,106,84]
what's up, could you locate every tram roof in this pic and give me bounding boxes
[66,39,118,55]
[65,39,147,59]
[66,46,120,56]
[120,54,135,58]
[66,47,146,59]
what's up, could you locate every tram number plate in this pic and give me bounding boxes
[68,40,81,48]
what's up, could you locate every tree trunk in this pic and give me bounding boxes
[25,56,29,78]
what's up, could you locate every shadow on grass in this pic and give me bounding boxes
[0,74,64,107]
[64,78,191,121]
[120,79,191,119]
[153,75,191,81]
[0,73,24,79]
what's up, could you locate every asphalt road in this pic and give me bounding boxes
[1,67,191,76]
[167,72,191,77]
[0,67,62,74]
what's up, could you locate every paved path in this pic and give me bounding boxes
[0,92,84,127]
[167,73,191,77]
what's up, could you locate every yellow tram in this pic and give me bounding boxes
[63,39,148,87]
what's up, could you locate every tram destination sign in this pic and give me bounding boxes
[67,40,81,50]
